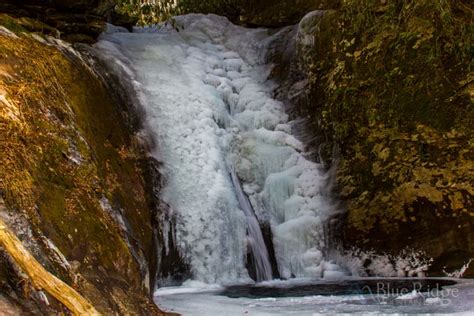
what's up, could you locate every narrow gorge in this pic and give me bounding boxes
[0,0,473,315]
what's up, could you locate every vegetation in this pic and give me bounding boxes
[115,0,175,25]
[114,0,324,26]
[297,0,473,273]
[115,0,252,25]
[0,14,160,313]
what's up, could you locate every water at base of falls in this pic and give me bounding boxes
[154,278,474,315]
[94,13,340,285]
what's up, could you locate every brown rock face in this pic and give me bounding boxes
[0,15,164,314]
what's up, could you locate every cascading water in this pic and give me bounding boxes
[230,166,272,281]
[93,13,341,285]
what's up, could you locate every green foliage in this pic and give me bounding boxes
[116,0,246,25]
[116,0,176,25]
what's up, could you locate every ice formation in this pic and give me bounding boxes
[334,248,433,278]
[94,14,338,284]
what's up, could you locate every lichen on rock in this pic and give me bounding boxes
[295,0,473,276]
[0,15,163,314]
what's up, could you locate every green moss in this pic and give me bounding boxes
[0,15,159,313]
[0,14,58,36]
[298,0,473,268]
[0,14,27,33]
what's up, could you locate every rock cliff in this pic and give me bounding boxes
[0,14,163,314]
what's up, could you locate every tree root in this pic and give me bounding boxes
[0,219,100,315]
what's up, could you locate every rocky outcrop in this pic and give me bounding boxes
[0,15,163,314]
[293,1,473,276]
[0,0,135,43]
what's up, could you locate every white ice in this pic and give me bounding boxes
[155,278,474,316]
[94,14,339,284]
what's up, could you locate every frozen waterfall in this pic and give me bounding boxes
[94,14,338,285]
[230,166,273,282]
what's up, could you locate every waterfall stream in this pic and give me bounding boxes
[94,13,340,285]
[229,166,272,282]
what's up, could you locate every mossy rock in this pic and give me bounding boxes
[0,16,162,314]
[296,0,473,276]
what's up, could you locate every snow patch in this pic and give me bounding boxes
[444,259,473,278]
[334,248,432,278]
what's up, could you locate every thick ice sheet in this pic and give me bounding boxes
[154,278,474,315]
[94,14,337,283]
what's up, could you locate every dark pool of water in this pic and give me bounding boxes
[219,278,457,298]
